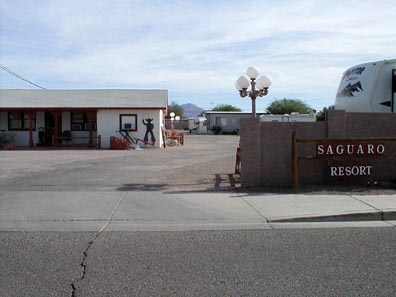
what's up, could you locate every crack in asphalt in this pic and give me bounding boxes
[69,233,98,297]
[70,193,125,297]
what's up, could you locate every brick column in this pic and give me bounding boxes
[240,117,262,188]
[327,109,346,138]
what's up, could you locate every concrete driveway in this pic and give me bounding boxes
[1,135,251,231]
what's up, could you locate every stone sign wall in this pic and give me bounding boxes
[240,110,396,188]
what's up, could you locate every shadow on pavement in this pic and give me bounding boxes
[116,173,241,194]
[117,183,168,191]
[164,173,241,194]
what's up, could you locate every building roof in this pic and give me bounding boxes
[0,89,168,110]
[205,111,264,115]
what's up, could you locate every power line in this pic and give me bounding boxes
[0,63,46,89]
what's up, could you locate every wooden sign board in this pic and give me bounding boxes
[316,141,383,180]
[292,132,396,188]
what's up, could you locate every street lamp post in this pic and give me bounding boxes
[169,112,180,132]
[235,66,272,117]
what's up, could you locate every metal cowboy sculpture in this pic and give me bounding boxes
[142,118,156,145]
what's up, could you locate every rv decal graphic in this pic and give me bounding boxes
[342,66,365,80]
[338,81,363,97]
[380,101,391,107]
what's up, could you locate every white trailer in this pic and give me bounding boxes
[335,59,396,112]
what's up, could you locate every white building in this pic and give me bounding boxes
[260,112,316,122]
[197,117,207,134]
[205,111,316,134]
[206,111,263,133]
[0,89,168,148]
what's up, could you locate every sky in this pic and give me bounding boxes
[1,0,395,112]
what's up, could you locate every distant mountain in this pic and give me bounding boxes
[181,103,205,119]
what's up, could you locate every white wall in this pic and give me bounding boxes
[207,114,244,132]
[1,110,164,148]
[60,111,96,145]
[158,109,164,148]
[260,114,316,122]
[97,109,163,148]
[62,111,70,131]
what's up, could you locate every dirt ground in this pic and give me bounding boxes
[1,134,395,194]
[0,135,241,193]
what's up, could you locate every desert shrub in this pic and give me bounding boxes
[211,125,222,135]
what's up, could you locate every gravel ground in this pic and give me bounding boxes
[1,134,395,194]
[0,135,241,192]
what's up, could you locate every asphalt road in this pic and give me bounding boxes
[1,135,395,296]
[1,228,395,297]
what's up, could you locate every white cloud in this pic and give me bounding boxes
[1,0,396,109]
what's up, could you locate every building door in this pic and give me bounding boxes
[44,112,62,145]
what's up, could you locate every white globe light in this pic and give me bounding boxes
[170,112,175,118]
[235,80,242,91]
[256,75,272,90]
[237,75,250,89]
[175,116,180,121]
[247,66,260,79]
[170,117,174,121]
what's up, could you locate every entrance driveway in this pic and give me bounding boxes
[0,135,250,232]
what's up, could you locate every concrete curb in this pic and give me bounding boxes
[268,210,396,223]
[383,210,396,221]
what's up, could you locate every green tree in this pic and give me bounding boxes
[316,105,335,121]
[167,101,184,119]
[266,99,312,115]
[211,104,241,112]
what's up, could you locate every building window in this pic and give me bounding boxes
[215,116,226,126]
[120,114,137,131]
[71,112,97,131]
[8,112,36,130]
